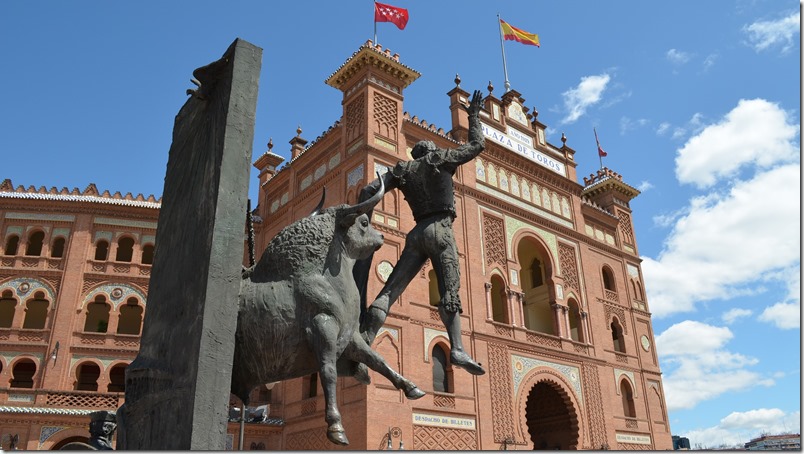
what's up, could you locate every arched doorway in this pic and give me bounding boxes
[525,381,579,450]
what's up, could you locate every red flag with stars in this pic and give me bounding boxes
[375,1,408,30]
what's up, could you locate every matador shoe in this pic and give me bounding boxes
[451,350,486,375]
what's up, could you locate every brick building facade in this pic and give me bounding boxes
[0,40,673,450]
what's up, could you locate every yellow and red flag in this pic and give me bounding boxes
[500,19,540,47]
[375,2,409,30]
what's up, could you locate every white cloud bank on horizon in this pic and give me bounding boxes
[560,73,610,124]
[682,409,801,449]
[744,11,800,53]
[656,320,774,412]
[642,98,800,320]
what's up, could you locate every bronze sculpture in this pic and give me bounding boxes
[357,90,487,376]
[231,177,424,446]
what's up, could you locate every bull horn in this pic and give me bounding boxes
[308,187,326,217]
[339,172,385,218]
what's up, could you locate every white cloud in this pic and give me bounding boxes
[642,164,801,318]
[702,53,718,71]
[675,99,799,188]
[667,48,691,64]
[656,122,671,135]
[744,11,800,53]
[620,116,649,135]
[656,321,774,411]
[721,308,752,324]
[682,409,801,449]
[637,180,653,192]
[560,73,610,124]
[758,265,801,329]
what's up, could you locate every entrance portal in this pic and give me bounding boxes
[525,381,579,450]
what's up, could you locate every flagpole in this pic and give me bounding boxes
[373,1,378,44]
[497,14,511,92]
[594,128,604,169]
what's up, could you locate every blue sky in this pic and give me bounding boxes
[1,1,799,448]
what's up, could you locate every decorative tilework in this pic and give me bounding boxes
[70,354,123,370]
[313,164,327,181]
[423,327,448,361]
[374,162,390,176]
[377,260,394,283]
[53,227,71,238]
[511,354,583,405]
[503,215,561,274]
[627,263,640,278]
[269,200,279,214]
[377,326,399,342]
[5,226,23,236]
[142,235,155,245]
[280,192,288,206]
[479,184,573,230]
[509,269,518,286]
[6,213,75,222]
[475,158,486,182]
[82,283,147,309]
[39,426,70,445]
[94,231,113,242]
[347,164,365,187]
[614,368,637,397]
[1,352,45,364]
[300,175,312,191]
[0,277,56,301]
[328,153,341,170]
[226,434,234,450]
[94,217,157,229]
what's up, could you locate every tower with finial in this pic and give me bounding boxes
[325,40,420,157]
[252,137,284,187]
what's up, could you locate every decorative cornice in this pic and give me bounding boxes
[0,179,161,209]
[325,40,420,91]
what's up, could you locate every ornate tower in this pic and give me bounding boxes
[325,40,420,159]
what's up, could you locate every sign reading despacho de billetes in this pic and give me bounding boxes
[480,122,566,176]
[412,412,476,430]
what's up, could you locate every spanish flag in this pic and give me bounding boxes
[500,19,540,47]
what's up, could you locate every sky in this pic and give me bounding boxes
[1,0,800,448]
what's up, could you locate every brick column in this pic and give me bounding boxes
[484,282,493,321]
[551,303,564,338]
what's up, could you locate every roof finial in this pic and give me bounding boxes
[454,73,461,88]
[487,80,494,94]
[267,137,273,151]
[561,132,567,145]
[296,125,302,137]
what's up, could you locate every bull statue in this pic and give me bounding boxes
[231,177,424,445]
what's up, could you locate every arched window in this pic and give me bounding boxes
[117,298,143,335]
[25,231,45,256]
[115,237,135,262]
[428,269,440,307]
[108,363,127,392]
[568,299,583,342]
[10,359,36,388]
[490,275,508,323]
[51,237,66,258]
[141,244,154,265]
[620,379,636,417]
[22,292,49,329]
[84,296,110,333]
[632,279,644,301]
[431,343,453,393]
[0,290,17,328]
[4,235,19,255]
[602,267,616,292]
[611,319,625,353]
[75,362,101,391]
[94,240,109,261]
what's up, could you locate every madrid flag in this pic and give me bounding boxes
[375,2,409,30]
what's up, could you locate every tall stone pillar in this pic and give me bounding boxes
[118,39,262,450]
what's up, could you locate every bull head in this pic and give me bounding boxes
[336,173,384,227]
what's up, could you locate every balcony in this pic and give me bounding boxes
[0,328,50,345]
[0,256,63,270]
[74,332,140,350]
[603,289,618,303]
[87,260,151,277]
[0,387,124,410]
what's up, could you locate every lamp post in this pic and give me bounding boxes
[384,427,403,450]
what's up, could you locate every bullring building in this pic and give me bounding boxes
[0,41,672,450]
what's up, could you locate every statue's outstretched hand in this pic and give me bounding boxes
[464,90,483,116]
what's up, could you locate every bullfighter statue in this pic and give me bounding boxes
[357,89,486,376]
